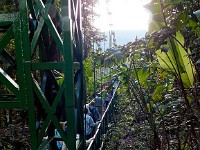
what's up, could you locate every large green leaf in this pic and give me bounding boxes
[148,19,165,33]
[152,84,165,102]
[181,73,191,88]
[144,0,162,15]
[156,32,195,88]
[168,37,185,73]
[173,12,189,30]
[176,33,194,87]
[145,0,168,33]
[156,49,177,72]
[137,67,151,85]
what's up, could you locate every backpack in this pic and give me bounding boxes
[89,107,99,122]
[84,115,92,135]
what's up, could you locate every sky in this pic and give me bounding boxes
[94,0,152,48]
[94,0,151,31]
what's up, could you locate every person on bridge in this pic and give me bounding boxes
[84,107,99,140]
[104,93,110,108]
[94,93,104,117]
[89,101,99,123]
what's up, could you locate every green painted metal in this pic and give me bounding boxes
[62,0,78,148]
[0,10,26,109]
[0,25,13,54]
[1,0,85,149]
[30,18,44,54]
[0,68,19,96]
[31,62,80,70]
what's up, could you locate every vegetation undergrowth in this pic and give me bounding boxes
[103,0,200,149]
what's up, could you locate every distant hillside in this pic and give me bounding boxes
[99,30,147,50]
[114,30,147,46]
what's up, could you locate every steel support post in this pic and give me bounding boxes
[0,0,85,149]
[0,8,27,109]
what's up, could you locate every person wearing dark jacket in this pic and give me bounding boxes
[94,93,104,117]
[89,101,99,122]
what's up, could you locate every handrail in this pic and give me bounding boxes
[86,81,120,150]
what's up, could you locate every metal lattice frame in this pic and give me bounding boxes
[0,0,85,149]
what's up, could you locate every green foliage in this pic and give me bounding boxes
[154,30,195,88]
[152,84,165,102]
[0,0,19,13]
[82,0,106,58]
[105,0,200,149]
[0,110,30,149]
[57,74,64,85]
[84,57,94,96]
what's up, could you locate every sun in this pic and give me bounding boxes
[94,0,151,31]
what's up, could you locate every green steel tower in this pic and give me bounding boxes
[0,0,85,149]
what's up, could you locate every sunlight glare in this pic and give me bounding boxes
[94,0,151,31]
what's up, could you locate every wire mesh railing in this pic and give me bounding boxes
[86,81,120,150]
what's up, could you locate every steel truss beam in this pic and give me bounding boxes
[0,0,85,149]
